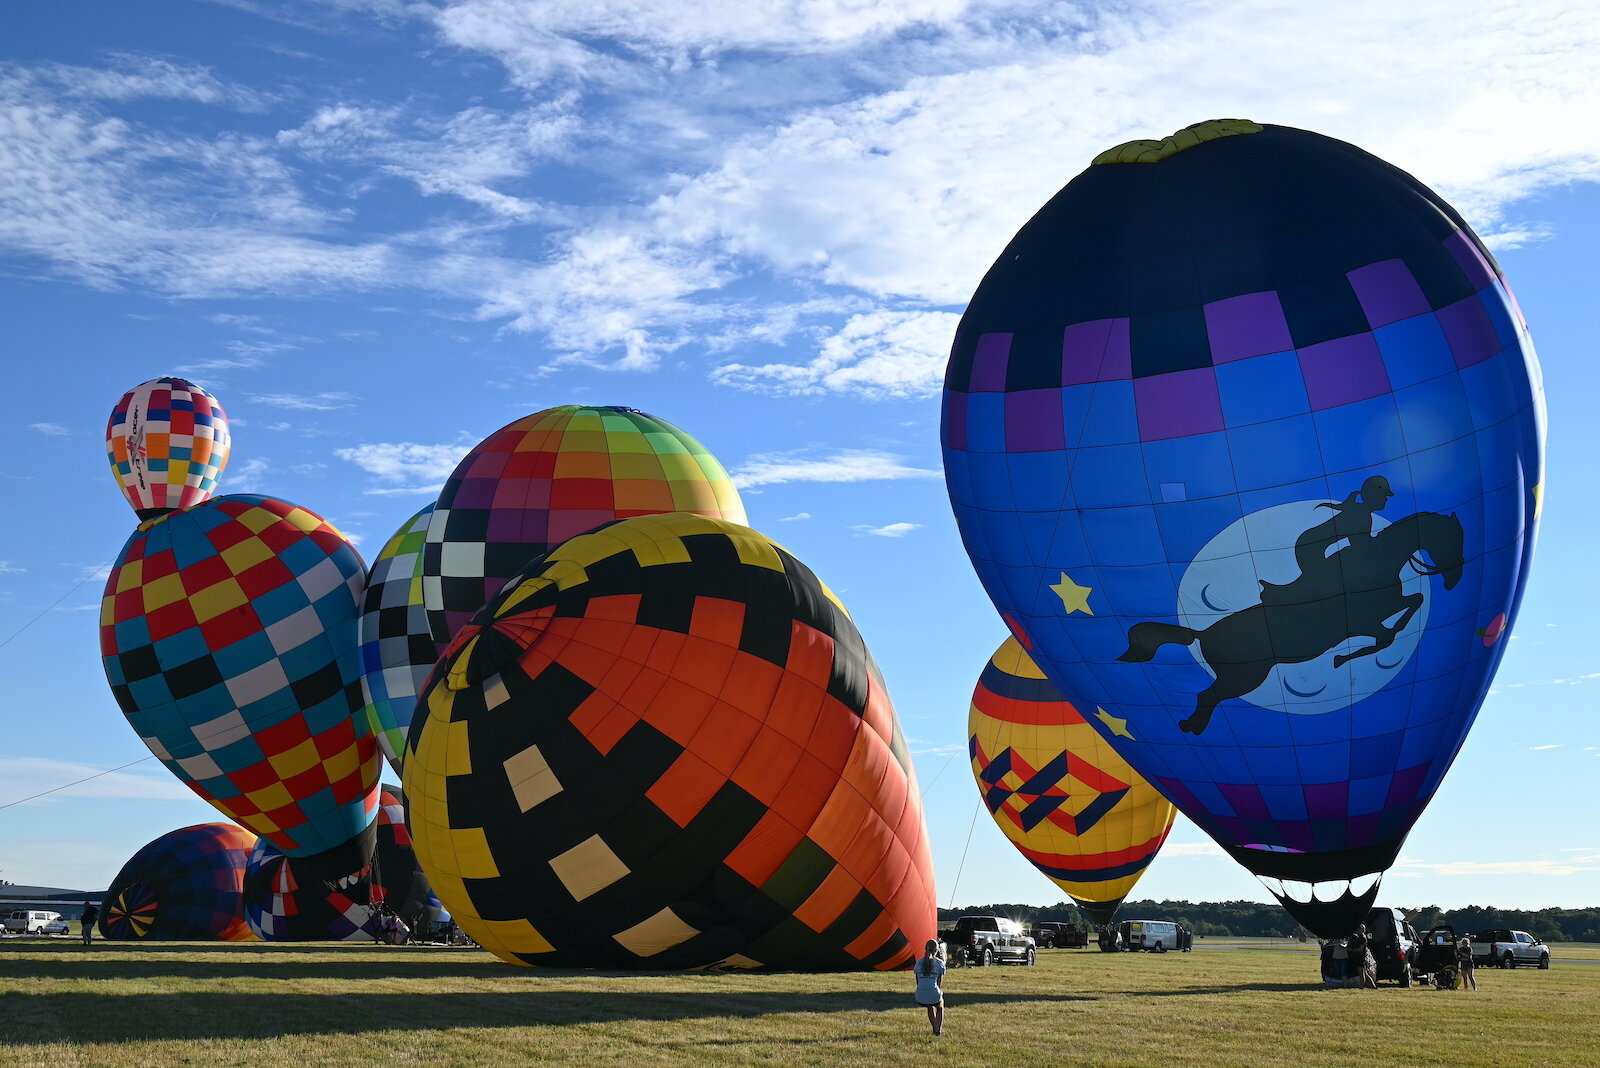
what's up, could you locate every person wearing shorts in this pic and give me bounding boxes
[913,938,946,1035]
[1456,936,1477,991]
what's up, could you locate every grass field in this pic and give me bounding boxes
[3,937,1597,1067]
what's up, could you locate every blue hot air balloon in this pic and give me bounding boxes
[940,120,1543,935]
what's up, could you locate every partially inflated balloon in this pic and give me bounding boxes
[969,638,1174,927]
[941,121,1543,935]
[99,823,258,941]
[358,505,438,775]
[242,839,380,941]
[101,494,381,882]
[106,377,231,520]
[405,513,935,970]
[371,786,442,927]
[421,405,746,647]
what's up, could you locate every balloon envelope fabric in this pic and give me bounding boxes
[371,785,443,926]
[969,638,1175,928]
[358,504,439,775]
[101,494,382,882]
[405,512,936,970]
[106,377,232,520]
[941,121,1543,935]
[421,405,747,648]
[242,838,380,941]
[99,822,258,940]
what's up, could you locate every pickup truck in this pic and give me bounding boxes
[1029,921,1088,949]
[939,916,1037,967]
[1470,929,1551,969]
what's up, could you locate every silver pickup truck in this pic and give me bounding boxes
[1469,929,1551,969]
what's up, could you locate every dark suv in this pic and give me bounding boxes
[1030,921,1087,949]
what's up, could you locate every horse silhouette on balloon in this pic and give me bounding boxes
[1119,480,1465,736]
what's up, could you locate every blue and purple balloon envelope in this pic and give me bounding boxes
[941,121,1543,935]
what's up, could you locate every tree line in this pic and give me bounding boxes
[939,900,1600,942]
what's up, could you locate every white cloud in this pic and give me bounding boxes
[779,512,811,521]
[1529,744,1562,751]
[1394,856,1599,878]
[1161,841,1227,857]
[714,310,960,398]
[248,392,355,411]
[47,55,270,109]
[226,457,273,494]
[7,1,1600,385]
[29,422,71,436]
[0,561,25,574]
[0,756,196,807]
[853,521,922,537]
[334,440,475,495]
[432,0,972,86]
[278,101,577,220]
[729,449,941,489]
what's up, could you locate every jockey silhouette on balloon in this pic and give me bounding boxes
[1257,475,1394,606]
[1119,475,1464,735]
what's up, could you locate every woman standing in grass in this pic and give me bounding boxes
[913,939,946,1035]
[1456,936,1477,991]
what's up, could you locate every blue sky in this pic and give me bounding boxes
[3,0,1598,912]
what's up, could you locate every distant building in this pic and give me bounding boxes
[1,885,104,915]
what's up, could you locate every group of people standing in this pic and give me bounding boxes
[1329,924,1379,987]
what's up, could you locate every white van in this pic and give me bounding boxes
[4,910,64,934]
[1121,919,1189,952]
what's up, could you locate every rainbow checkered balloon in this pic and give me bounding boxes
[106,377,231,520]
[421,405,746,648]
[101,495,381,882]
[357,504,437,775]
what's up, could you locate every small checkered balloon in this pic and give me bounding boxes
[242,838,381,941]
[100,822,259,941]
[357,505,438,775]
[101,494,381,882]
[421,405,746,649]
[405,513,936,971]
[106,377,231,519]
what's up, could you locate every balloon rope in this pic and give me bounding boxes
[0,755,155,811]
[918,749,961,799]
[946,798,983,910]
[0,567,108,653]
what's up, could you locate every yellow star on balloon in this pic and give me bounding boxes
[1096,708,1134,740]
[1050,572,1094,615]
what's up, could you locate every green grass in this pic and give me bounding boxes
[2,939,1597,1067]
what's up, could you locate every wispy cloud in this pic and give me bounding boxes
[853,521,922,538]
[729,449,940,489]
[29,422,71,436]
[713,310,960,398]
[1394,855,1600,877]
[779,512,811,521]
[247,392,356,411]
[36,53,273,109]
[1529,744,1562,751]
[334,440,474,495]
[225,456,273,494]
[0,561,25,574]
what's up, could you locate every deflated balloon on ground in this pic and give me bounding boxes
[99,822,258,941]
